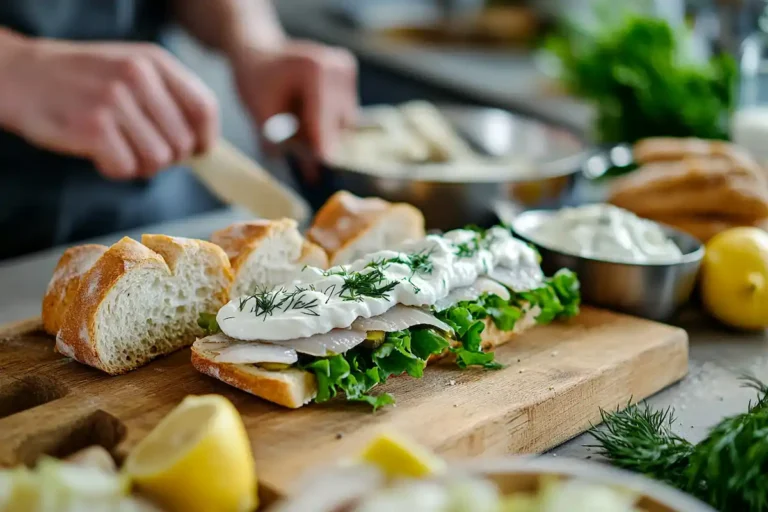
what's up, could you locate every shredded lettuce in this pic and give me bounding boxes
[301,328,448,411]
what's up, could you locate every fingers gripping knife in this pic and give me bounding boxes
[185,138,311,223]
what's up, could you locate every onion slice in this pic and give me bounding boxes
[351,305,452,333]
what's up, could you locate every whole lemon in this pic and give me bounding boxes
[701,227,768,330]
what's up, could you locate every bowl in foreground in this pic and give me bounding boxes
[269,457,714,512]
[511,210,705,321]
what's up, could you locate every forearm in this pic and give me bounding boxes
[170,0,287,58]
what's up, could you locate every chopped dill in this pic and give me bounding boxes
[339,268,398,302]
[454,239,480,258]
[239,285,320,319]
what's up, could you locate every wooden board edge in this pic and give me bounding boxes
[0,316,43,338]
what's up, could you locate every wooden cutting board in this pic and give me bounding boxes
[0,307,687,501]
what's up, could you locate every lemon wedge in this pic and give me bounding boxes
[359,431,445,479]
[124,394,257,512]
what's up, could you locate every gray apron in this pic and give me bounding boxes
[0,0,223,260]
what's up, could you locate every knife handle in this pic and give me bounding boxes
[185,138,310,223]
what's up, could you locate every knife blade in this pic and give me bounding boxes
[185,138,310,223]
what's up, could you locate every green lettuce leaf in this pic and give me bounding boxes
[373,330,425,379]
[300,268,581,410]
[411,328,451,360]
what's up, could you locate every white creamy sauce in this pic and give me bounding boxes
[525,204,683,264]
[218,227,543,341]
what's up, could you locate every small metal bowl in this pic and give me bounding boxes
[280,105,591,230]
[511,210,705,321]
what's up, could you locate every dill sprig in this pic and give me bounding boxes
[588,402,694,487]
[238,286,320,319]
[454,239,480,258]
[589,376,768,512]
[339,268,398,302]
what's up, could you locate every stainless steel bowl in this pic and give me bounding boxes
[511,210,705,321]
[283,105,591,230]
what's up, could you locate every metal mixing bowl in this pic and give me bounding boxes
[511,210,705,321]
[283,105,590,230]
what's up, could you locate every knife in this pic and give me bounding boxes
[185,138,311,223]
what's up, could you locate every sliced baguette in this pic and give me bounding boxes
[307,191,425,266]
[42,244,108,335]
[54,235,233,375]
[190,306,540,409]
[211,218,328,298]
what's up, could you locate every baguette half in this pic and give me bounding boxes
[307,191,425,266]
[211,218,328,297]
[190,306,540,409]
[54,235,233,375]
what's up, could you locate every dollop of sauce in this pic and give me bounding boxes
[217,227,543,341]
[524,204,683,264]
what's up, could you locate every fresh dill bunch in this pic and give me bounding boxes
[684,377,768,512]
[588,402,694,487]
[591,377,768,512]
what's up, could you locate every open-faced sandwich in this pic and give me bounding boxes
[40,192,427,376]
[190,222,580,409]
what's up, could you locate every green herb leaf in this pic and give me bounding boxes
[410,328,451,360]
[304,355,350,403]
[589,377,768,511]
[454,348,502,370]
[197,312,221,335]
[484,295,523,331]
[373,330,426,379]
[546,7,737,144]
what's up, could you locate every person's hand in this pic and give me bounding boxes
[230,41,358,180]
[0,37,219,179]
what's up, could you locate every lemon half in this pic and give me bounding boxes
[359,431,445,479]
[124,394,257,512]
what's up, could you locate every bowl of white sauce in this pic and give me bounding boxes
[510,204,705,321]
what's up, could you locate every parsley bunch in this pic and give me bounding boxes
[546,3,737,144]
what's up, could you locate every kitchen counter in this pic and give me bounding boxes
[1,206,766,465]
[273,0,594,135]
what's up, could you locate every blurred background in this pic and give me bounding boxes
[166,0,768,169]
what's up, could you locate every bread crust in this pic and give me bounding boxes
[42,244,108,336]
[307,191,425,266]
[56,237,167,374]
[215,218,328,269]
[191,346,317,409]
[192,309,539,409]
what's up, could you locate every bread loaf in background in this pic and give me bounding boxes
[211,219,328,298]
[610,137,768,242]
[307,190,426,266]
